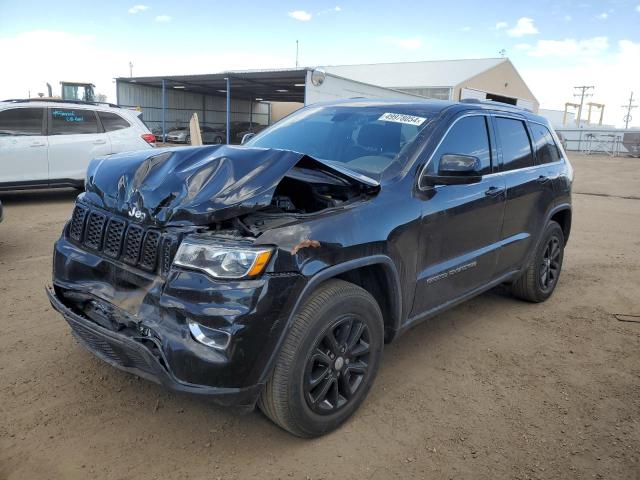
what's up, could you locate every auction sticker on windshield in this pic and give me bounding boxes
[378,112,427,126]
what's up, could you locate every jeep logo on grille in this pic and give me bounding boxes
[128,206,146,221]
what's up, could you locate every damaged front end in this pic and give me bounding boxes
[48,145,379,407]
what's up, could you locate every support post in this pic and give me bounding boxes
[225,77,231,144]
[161,79,166,142]
[250,98,253,129]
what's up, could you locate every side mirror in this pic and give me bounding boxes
[420,154,483,188]
[241,133,255,145]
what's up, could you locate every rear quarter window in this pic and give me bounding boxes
[530,123,561,164]
[98,111,131,132]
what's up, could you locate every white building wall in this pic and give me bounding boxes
[304,72,424,105]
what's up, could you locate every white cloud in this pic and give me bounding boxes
[636,4,640,12]
[507,17,538,37]
[381,36,422,50]
[596,12,608,20]
[460,26,472,32]
[318,6,341,15]
[495,21,508,30]
[128,4,149,14]
[524,36,609,58]
[288,10,312,21]
[155,15,172,22]
[564,15,572,21]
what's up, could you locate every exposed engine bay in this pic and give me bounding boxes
[236,165,376,236]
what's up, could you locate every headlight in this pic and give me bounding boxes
[173,237,273,279]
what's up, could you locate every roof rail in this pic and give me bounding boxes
[1,98,120,108]
[459,98,532,113]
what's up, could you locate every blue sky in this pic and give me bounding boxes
[1,0,639,125]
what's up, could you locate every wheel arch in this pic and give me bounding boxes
[257,256,403,386]
[549,206,572,244]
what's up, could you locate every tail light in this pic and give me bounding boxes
[141,133,156,145]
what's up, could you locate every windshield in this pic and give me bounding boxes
[246,104,433,175]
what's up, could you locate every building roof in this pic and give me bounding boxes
[324,58,507,89]
[117,69,309,102]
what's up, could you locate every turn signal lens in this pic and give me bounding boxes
[247,250,272,277]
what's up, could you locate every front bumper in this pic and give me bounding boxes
[49,234,305,408]
[47,285,264,408]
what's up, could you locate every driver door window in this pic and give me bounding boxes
[432,115,492,175]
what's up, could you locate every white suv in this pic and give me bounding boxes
[0,100,155,190]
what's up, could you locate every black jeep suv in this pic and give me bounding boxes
[47,99,572,437]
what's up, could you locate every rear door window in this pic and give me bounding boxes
[495,117,534,171]
[50,108,98,135]
[0,108,44,136]
[433,115,492,175]
[530,123,561,164]
[98,111,130,132]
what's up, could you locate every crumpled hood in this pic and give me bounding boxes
[80,145,375,227]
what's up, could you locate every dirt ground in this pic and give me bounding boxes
[1,153,638,480]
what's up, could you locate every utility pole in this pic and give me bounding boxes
[129,61,133,78]
[295,40,299,68]
[621,92,637,130]
[573,85,594,127]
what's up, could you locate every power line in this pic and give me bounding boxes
[573,85,594,126]
[621,92,637,130]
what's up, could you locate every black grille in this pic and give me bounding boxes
[123,225,144,265]
[66,203,176,275]
[69,205,88,241]
[103,219,126,258]
[71,321,153,374]
[139,230,161,271]
[84,212,107,250]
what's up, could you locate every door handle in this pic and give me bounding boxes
[30,141,46,147]
[536,175,551,183]
[484,186,505,197]
[93,139,107,145]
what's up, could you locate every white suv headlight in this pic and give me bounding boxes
[173,237,273,279]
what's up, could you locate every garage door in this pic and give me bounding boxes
[460,88,487,101]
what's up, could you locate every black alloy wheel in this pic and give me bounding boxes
[540,235,561,292]
[258,279,384,437]
[511,220,565,303]
[304,315,370,414]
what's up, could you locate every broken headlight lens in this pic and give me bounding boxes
[173,237,273,279]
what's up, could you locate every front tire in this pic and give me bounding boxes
[511,220,565,302]
[258,279,384,437]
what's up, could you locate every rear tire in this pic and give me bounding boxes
[511,221,565,302]
[258,279,384,437]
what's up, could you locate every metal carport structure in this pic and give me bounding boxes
[116,69,308,144]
